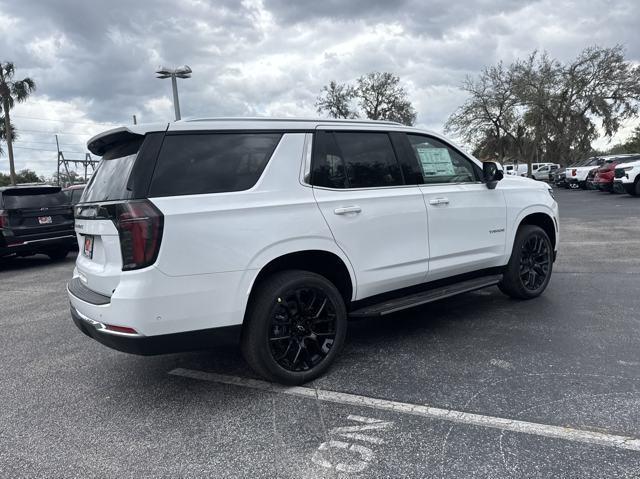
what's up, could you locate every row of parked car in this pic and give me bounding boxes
[549,154,640,194]
[0,183,85,261]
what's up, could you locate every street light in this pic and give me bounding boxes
[155,65,192,121]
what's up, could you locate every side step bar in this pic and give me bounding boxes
[349,274,503,318]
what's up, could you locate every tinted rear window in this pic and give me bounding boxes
[148,133,281,197]
[82,138,143,203]
[311,131,402,188]
[2,189,68,209]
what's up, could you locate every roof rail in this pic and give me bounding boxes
[181,117,402,126]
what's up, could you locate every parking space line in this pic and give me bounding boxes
[169,368,640,452]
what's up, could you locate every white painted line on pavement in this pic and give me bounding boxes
[169,368,640,453]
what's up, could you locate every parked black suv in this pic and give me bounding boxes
[0,185,76,260]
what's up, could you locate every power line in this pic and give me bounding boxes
[13,128,92,137]
[13,146,86,154]
[12,115,116,127]
[14,139,86,148]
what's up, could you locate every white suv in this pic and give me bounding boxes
[68,118,559,384]
[613,158,640,196]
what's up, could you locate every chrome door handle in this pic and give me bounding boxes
[334,206,362,215]
[429,197,450,205]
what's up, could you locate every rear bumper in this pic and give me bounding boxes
[67,266,251,336]
[70,304,240,355]
[0,233,76,257]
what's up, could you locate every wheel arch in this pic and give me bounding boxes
[244,250,355,319]
[516,211,557,250]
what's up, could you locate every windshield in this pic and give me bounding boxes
[81,138,143,203]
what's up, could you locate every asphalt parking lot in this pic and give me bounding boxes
[1,187,639,478]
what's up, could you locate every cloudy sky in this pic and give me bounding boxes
[1,0,639,177]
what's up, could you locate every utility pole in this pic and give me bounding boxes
[133,114,137,125]
[55,134,61,186]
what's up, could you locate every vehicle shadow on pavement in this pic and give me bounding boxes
[0,253,77,272]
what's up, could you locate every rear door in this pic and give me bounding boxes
[404,133,507,280]
[2,188,74,242]
[311,129,429,299]
[75,134,161,296]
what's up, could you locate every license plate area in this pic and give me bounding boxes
[38,216,52,225]
[83,235,94,259]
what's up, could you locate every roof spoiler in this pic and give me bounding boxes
[87,123,168,155]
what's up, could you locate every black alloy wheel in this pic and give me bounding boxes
[241,270,347,385]
[269,287,337,372]
[519,233,550,291]
[499,224,553,300]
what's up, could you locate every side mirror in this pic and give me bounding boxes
[483,161,504,190]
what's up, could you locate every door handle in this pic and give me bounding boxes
[334,206,362,215]
[429,197,449,205]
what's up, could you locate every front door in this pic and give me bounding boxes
[405,134,507,280]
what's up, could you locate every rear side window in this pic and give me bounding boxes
[82,138,143,203]
[148,133,282,197]
[311,131,403,188]
[2,188,68,209]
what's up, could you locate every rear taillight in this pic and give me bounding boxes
[571,169,577,176]
[115,200,164,271]
[0,210,7,228]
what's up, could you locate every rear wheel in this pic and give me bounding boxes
[499,225,553,300]
[47,248,69,261]
[241,270,347,385]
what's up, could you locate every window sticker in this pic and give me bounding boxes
[416,147,455,177]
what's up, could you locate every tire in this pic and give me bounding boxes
[499,225,553,300]
[47,248,69,261]
[241,270,347,385]
[632,178,640,197]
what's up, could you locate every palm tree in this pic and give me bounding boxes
[0,62,36,185]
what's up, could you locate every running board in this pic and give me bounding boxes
[349,275,503,318]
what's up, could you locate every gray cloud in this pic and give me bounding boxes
[0,0,638,176]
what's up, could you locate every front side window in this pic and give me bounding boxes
[149,133,282,197]
[407,134,479,184]
[311,131,402,188]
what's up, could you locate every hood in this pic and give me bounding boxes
[499,173,551,190]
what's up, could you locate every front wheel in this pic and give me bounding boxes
[499,225,553,300]
[241,270,347,385]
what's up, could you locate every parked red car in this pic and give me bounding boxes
[594,154,640,192]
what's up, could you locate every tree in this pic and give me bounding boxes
[601,125,640,154]
[50,169,80,187]
[315,81,357,119]
[0,168,44,187]
[0,117,17,157]
[446,46,640,171]
[356,72,417,125]
[445,62,524,162]
[0,62,36,185]
[316,72,417,125]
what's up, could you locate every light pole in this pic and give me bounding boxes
[155,65,192,121]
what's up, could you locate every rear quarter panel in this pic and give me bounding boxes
[149,132,348,278]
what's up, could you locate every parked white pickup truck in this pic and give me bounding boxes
[565,157,605,189]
